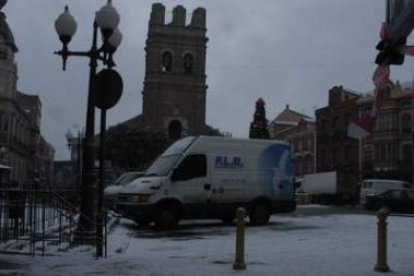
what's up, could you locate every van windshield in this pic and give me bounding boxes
[145,154,182,177]
[114,172,143,186]
[163,136,196,155]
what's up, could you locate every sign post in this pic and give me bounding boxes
[93,68,123,258]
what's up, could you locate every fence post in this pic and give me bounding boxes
[233,207,247,270]
[374,207,390,272]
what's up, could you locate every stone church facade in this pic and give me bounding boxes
[122,3,209,139]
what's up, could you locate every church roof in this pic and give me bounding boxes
[0,11,18,53]
[271,104,312,124]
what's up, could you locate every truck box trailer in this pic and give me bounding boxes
[296,171,358,205]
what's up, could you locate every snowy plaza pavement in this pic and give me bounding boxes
[1,205,414,276]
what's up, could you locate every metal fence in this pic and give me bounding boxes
[0,188,87,256]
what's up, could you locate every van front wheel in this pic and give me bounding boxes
[249,203,270,225]
[154,207,179,230]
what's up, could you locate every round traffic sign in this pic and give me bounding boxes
[93,69,123,110]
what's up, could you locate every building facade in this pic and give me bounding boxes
[358,82,413,181]
[269,105,316,177]
[315,86,360,175]
[0,1,54,188]
[316,83,413,183]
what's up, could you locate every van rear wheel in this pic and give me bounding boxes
[154,206,179,230]
[249,203,270,225]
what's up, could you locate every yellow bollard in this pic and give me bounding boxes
[374,207,390,272]
[233,207,247,270]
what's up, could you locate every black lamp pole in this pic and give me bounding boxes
[79,21,98,240]
[55,21,99,241]
[54,2,121,243]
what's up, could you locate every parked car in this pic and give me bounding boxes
[104,171,144,210]
[360,179,413,205]
[364,189,414,213]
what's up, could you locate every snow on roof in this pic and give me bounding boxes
[270,120,298,126]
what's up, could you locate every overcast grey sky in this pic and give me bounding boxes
[4,0,414,160]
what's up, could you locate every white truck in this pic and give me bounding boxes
[116,136,296,229]
[296,171,358,205]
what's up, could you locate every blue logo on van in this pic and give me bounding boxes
[215,156,243,169]
[258,144,294,199]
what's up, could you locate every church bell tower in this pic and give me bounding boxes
[142,3,208,139]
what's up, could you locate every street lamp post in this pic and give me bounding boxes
[54,0,121,244]
[66,128,83,192]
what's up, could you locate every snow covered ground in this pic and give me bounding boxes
[1,206,414,275]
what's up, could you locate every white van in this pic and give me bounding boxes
[117,136,296,229]
[360,179,413,205]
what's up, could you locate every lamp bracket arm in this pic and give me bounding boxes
[54,50,92,58]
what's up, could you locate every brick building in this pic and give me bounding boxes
[269,105,316,177]
[316,82,413,183]
[315,86,360,175]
